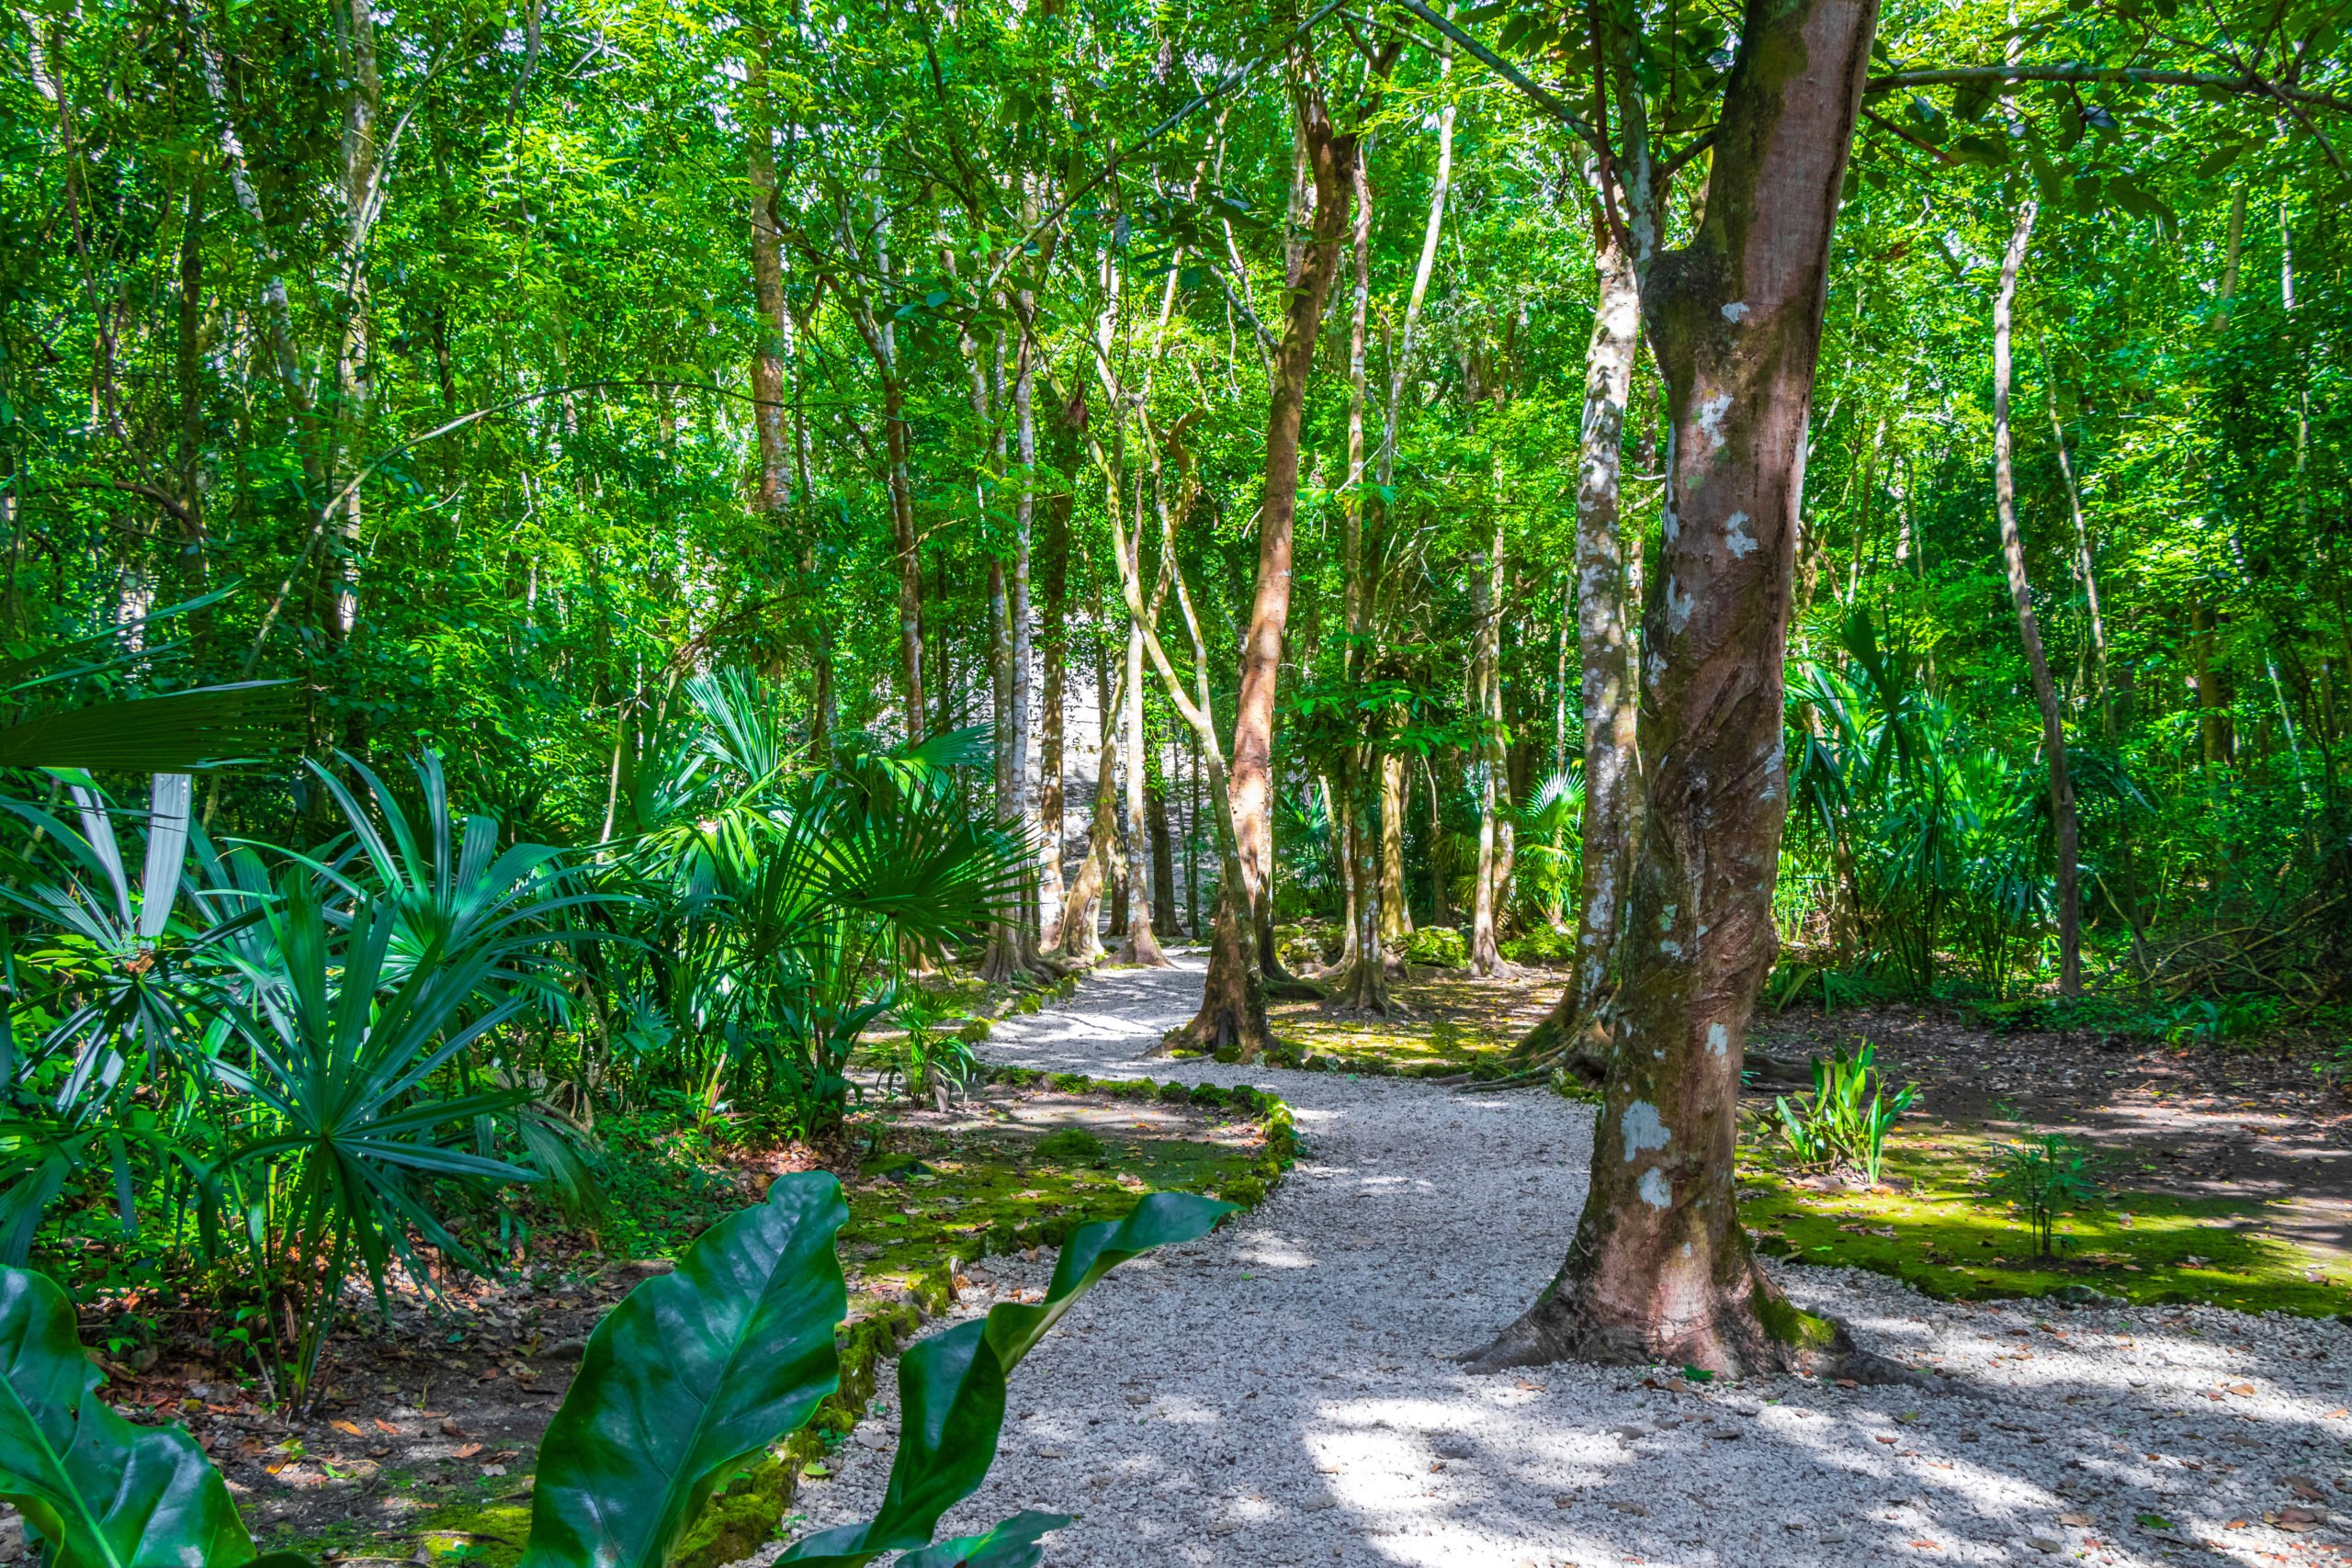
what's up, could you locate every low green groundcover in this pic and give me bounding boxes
[1742,1129,2352,1317]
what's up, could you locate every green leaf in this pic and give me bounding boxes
[779,1194,1230,1566]
[890,1510,1074,1568]
[0,1264,253,1568]
[0,682,298,772]
[520,1173,850,1568]
[2137,1513,2176,1530]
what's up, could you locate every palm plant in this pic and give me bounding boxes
[0,775,248,1267]
[1508,767,1584,929]
[210,870,543,1404]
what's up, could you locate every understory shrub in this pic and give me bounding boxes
[0,1182,1228,1568]
[1499,926,1573,965]
[1403,927,1468,967]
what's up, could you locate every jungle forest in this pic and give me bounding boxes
[4,0,2352,1561]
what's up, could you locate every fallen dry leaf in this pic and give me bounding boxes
[330,1420,362,1437]
[1875,1436,1898,1445]
[2228,1383,2256,1396]
[372,1418,401,1435]
[2059,1514,2092,1527]
[2326,1408,2351,1420]
[368,1446,391,1459]
[440,1419,470,1438]
[454,1443,483,1460]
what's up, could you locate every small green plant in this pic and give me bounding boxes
[1984,1133,2099,1257]
[1758,1040,1918,1185]
[1497,926,1570,965]
[2160,995,2282,1050]
[881,996,982,1111]
[1402,927,1468,967]
[1034,1127,1106,1164]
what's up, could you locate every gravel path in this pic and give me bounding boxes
[773,960,2352,1568]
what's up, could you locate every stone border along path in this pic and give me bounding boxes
[759,959,2352,1568]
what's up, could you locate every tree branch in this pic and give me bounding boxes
[1866,63,2351,111]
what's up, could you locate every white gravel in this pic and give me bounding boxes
[771,959,2352,1567]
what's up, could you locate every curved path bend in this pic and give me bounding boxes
[773,960,2352,1568]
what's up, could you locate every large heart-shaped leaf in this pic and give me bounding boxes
[780,1192,1230,1567]
[0,1264,253,1568]
[521,1172,849,1568]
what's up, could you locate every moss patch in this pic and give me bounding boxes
[1741,1128,2352,1317]
[840,1074,1287,1294]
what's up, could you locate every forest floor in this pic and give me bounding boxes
[1236,956,2352,1314]
[22,1070,1272,1567]
[779,959,2352,1568]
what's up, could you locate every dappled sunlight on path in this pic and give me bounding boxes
[764,964,2352,1568]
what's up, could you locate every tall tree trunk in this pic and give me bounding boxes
[1036,406,1077,945]
[1469,508,1517,977]
[1056,648,1124,963]
[327,0,380,666]
[1989,201,2081,999]
[1523,221,1643,1052]
[1425,754,1450,928]
[2043,371,2109,737]
[2194,605,2231,769]
[1327,140,1392,1013]
[175,174,209,627]
[1378,752,1411,953]
[1116,604,1170,965]
[1188,79,1356,1041]
[746,56,791,527]
[1149,766,1179,936]
[1467,0,1887,1374]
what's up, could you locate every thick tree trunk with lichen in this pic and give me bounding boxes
[1523,228,1645,1058]
[1467,0,1885,1375]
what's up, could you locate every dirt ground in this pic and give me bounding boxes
[13,1078,1247,1564]
[1747,1001,2352,1266]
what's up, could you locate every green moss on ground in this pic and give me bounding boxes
[842,1078,1283,1289]
[1741,1130,2352,1317]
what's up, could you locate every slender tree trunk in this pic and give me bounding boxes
[1468,0,1887,1374]
[1379,752,1411,953]
[2043,372,2109,738]
[1469,509,1518,977]
[1989,201,2081,999]
[2194,605,2231,769]
[1425,754,1450,927]
[1116,601,1170,964]
[1326,140,1392,1013]
[175,175,209,626]
[1190,80,1356,1040]
[1037,412,1076,944]
[1056,649,1124,963]
[1149,766,1179,935]
[747,56,791,526]
[1523,222,1643,1051]
[328,0,380,662]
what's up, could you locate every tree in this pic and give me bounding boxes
[1466,0,1889,1373]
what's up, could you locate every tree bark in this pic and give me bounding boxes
[1115,603,1171,965]
[1468,0,1886,1374]
[1378,752,1412,953]
[1189,77,1356,1041]
[1469,506,1518,977]
[1037,403,1078,944]
[1989,200,2082,999]
[1523,221,1644,1052]
[1055,649,1124,963]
